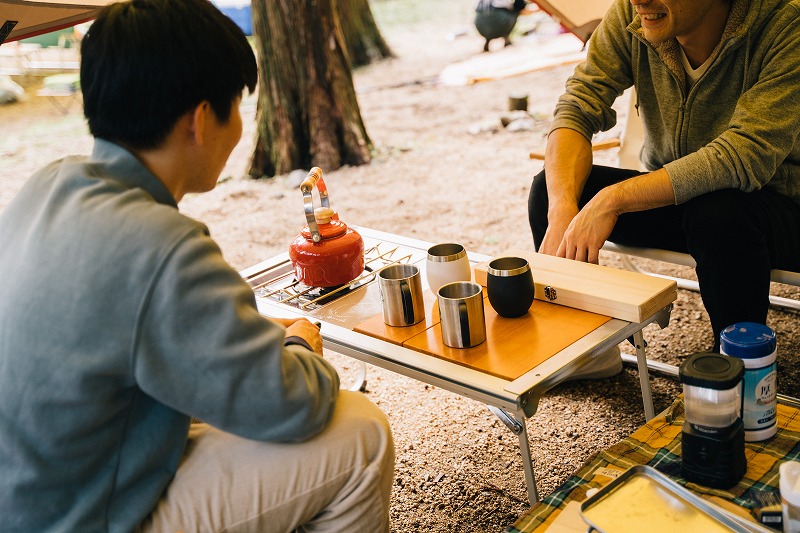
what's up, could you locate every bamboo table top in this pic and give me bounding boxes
[354,290,611,381]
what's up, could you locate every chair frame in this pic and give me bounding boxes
[602,241,800,312]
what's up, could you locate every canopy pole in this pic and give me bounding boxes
[1,20,18,45]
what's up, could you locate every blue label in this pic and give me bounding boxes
[742,364,777,431]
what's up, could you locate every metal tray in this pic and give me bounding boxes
[580,465,773,533]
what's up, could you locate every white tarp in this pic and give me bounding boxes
[1,0,113,44]
[532,0,613,43]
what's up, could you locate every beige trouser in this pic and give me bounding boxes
[137,391,394,533]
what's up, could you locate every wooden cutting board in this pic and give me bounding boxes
[354,290,611,381]
[353,289,441,346]
[473,248,676,323]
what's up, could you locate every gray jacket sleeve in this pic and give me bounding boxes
[549,0,634,141]
[132,226,340,443]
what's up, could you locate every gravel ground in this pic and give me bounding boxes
[1,1,798,530]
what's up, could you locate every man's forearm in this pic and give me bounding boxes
[543,128,594,212]
[549,155,677,264]
[601,168,676,215]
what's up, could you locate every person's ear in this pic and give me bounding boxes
[189,101,211,146]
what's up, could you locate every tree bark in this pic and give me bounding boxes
[249,0,371,178]
[338,0,393,67]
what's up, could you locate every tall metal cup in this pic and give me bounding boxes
[437,281,486,348]
[378,264,425,327]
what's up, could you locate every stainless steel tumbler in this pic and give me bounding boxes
[437,281,486,348]
[378,264,425,327]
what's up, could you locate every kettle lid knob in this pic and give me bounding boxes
[314,207,335,225]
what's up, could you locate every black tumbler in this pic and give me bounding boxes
[486,256,534,318]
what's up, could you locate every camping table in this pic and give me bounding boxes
[240,227,674,504]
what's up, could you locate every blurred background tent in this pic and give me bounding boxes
[0,0,112,45]
[531,0,612,43]
[0,0,251,46]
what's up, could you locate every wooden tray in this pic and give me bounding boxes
[354,291,611,381]
[473,248,677,323]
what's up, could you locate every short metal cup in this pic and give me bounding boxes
[486,256,534,318]
[437,281,486,348]
[378,264,425,327]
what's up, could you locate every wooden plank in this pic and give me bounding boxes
[353,289,612,381]
[474,248,676,323]
[354,289,440,345]
[402,299,611,381]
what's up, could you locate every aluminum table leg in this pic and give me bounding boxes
[488,405,539,504]
[632,329,655,420]
[516,412,539,504]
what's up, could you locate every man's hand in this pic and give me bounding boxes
[554,169,676,264]
[272,317,323,355]
[538,128,594,256]
[556,191,618,264]
[538,203,578,256]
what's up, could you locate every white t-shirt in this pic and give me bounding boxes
[679,46,713,87]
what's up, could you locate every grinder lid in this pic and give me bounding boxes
[679,352,744,390]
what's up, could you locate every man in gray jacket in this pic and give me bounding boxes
[529,0,800,350]
[0,1,394,531]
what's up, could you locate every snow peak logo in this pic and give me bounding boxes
[1,20,18,45]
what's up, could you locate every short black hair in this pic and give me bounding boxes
[80,0,257,150]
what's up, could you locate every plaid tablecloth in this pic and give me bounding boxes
[507,397,800,532]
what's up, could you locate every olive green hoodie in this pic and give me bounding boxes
[551,0,800,205]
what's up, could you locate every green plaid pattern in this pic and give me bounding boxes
[507,398,800,532]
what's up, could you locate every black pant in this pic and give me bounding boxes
[528,165,800,349]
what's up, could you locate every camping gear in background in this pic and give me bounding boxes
[474,0,528,52]
[721,323,778,442]
[679,352,746,489]
[288,167,364,288]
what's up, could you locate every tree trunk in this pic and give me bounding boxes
[249,0,371,178]
[338,0,393,67]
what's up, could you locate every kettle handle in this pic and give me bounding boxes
[300,167,331,243]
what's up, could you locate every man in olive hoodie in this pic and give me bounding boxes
[0,1,393,531]
[529,0,800,349]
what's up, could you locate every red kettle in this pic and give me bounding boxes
[288,167,364,287]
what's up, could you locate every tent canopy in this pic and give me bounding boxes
[532,0,613,43]
[1,0,615,47]
[1,0,112,45]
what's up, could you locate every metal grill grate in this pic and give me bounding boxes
[246,243,413,311]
